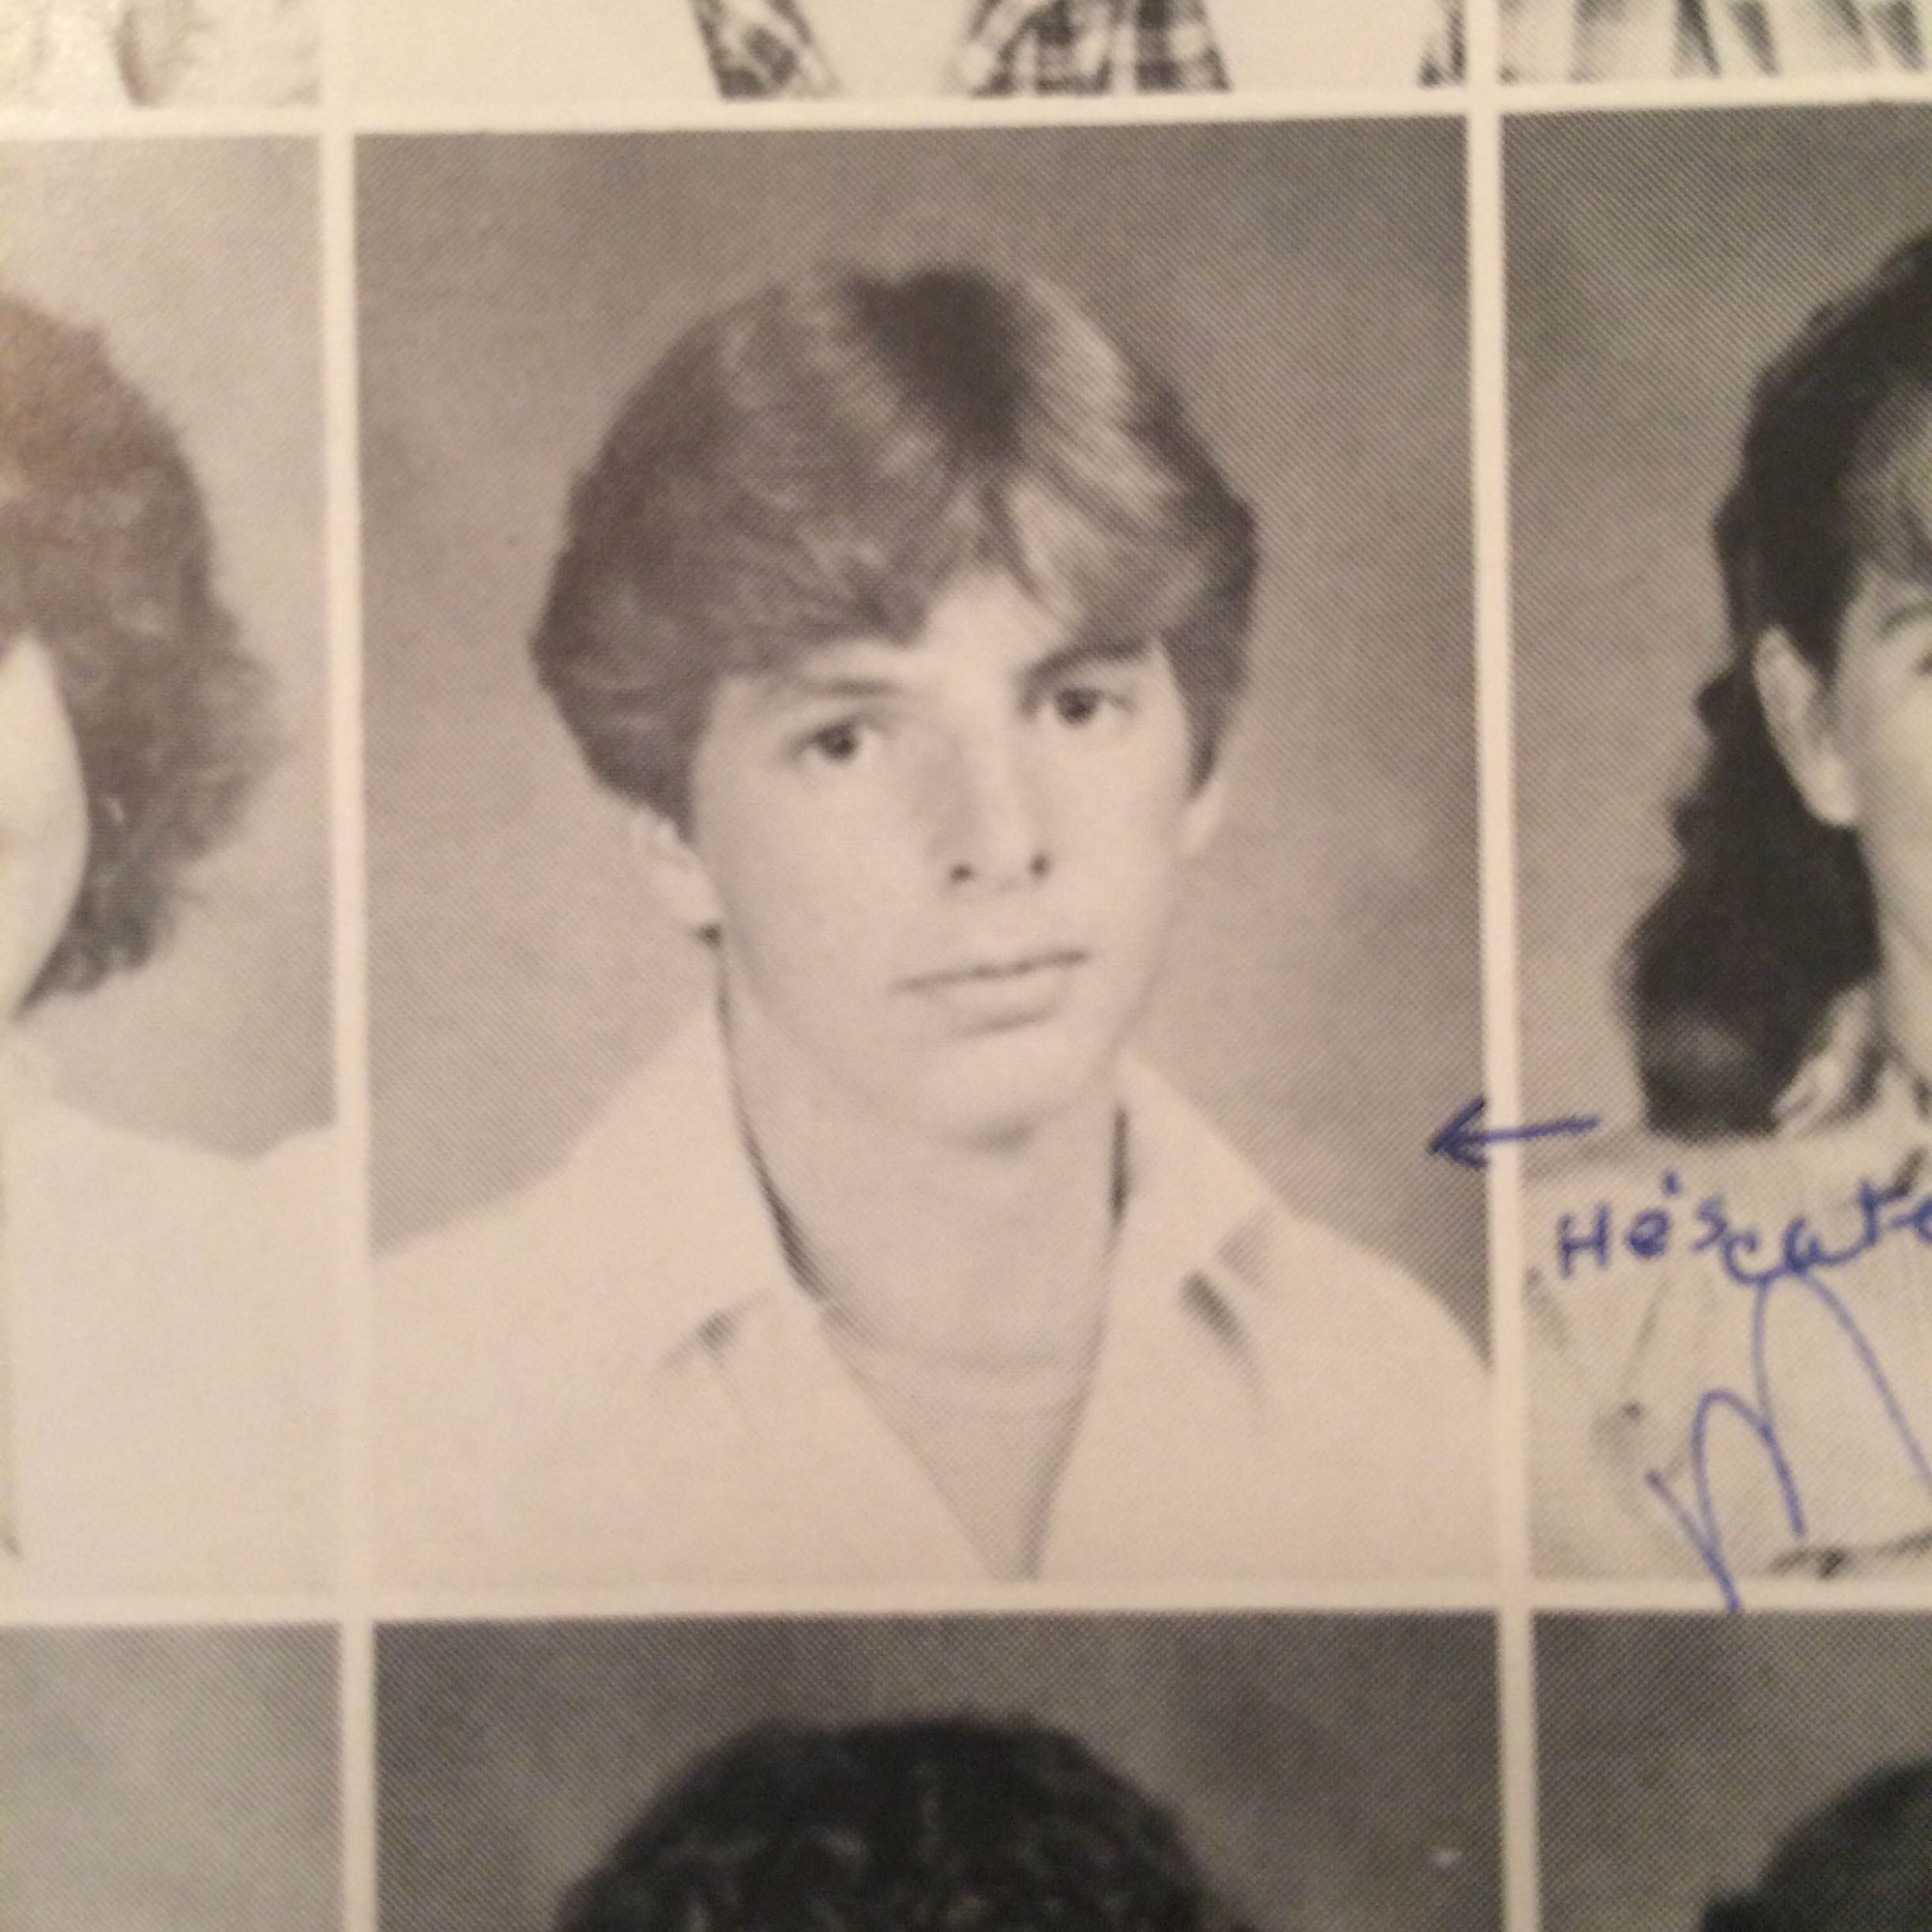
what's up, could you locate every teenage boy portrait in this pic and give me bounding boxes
[373,236,1491,1586]
[366,125,1485,1595]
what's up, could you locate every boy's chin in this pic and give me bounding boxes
[892,1034,1121,1148]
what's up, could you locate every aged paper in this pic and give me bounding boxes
[6,6,1932,1932]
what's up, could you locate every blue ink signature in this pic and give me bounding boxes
[1552,1158,1932,1609]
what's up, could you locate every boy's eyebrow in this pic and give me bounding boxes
[1017,634,1156,693]
[739,663,913,713]
[742,634,1156,713]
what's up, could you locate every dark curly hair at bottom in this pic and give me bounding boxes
[0,292,269,1008]
[1701,1758,1932,1932]
[554,1717,1261,1932]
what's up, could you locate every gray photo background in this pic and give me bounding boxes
[1539,1614,1932,1932]
[0,1624,338,1932]
[1509,105,1932,1139]
[358,120,1485,1339]
[379,1613,1499,1932]
[0,138,331,1154]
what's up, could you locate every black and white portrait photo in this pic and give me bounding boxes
[1511,108,1932,1597]
[0,138,336,1594]
[0,0,317,106]
[11,4,1932,1928]
[354,0,1462,110]
[2,1624,338,1932]
[378,1614,1499,1932]
[360,119,1491,1591]
[1539,1614,1932,1932]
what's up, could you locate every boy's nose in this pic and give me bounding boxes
[930,733,1052,892]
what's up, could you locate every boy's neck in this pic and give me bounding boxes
[722,996,1124,1379]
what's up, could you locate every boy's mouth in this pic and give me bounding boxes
[898,951,1089,1029]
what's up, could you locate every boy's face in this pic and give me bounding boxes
[651,570,1224,1145]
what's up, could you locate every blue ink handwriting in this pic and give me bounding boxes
[1430,1096,1602,1170]
[1550,1156,1932,1609]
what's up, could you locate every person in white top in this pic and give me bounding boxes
[377,265,1491,1589]
[0,296,333,1592]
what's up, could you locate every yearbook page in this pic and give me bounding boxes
[6,4,1932,1930]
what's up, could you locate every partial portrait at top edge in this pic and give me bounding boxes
[1511,113,1932,1598]
[354,0,1462,107]
[363,125,1490,1592]
[0,141,335,1594]
[0,0,317,106]
[1501,0,1925,81]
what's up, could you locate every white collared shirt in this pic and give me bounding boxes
[377,1009,1491,1589]
[2,1047,336,1593]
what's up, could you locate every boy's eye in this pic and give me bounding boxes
[1047,684,1128,728]
[800,719,871,765]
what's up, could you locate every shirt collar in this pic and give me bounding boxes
[1113,1050,1279,1310]
[567,1001,1277,1369]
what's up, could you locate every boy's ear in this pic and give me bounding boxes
[1753,626,1860,830]
[1180,764,1229,858]
[629,810,724,936]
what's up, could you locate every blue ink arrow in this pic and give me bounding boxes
[1429,1097,1602,1170]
